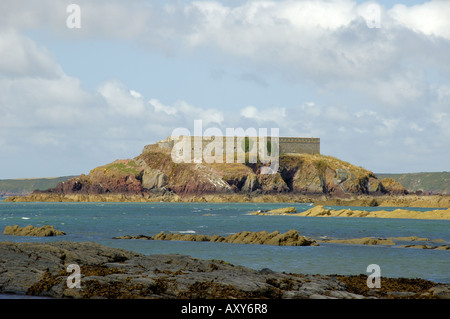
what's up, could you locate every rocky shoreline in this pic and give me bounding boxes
[0,241,449,299]
[5,193,450,208]
[113,230,450,250]
[251,205,450,220]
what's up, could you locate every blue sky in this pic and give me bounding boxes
[1,0,450,178]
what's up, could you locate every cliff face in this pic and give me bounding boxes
[50,159,143,195]
[38,141,398,198]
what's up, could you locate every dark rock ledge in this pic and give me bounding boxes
[0,241,448,299]
[113,229,318,246]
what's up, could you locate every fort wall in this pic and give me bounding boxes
[156,136,320,155]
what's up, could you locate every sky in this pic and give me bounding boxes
[1,0,449,179]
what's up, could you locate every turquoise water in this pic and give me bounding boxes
[0,201,449,284]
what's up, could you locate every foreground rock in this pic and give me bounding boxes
[114,229,318,247]
[0,241,448,299]
[3,225,66,236]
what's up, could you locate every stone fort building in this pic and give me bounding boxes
[156,136,320,155]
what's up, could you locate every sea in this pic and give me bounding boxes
[0,200,449,299]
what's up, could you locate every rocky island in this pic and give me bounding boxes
[7,137,449,208]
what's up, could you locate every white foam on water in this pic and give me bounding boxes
[176,230,196,234]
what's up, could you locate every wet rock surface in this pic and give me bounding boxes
[320,237,396,246]
[0,241,448,299]
[113,229,318,247]
[114,230,450,250]
[253,204,450,220]
[3,225,66,237]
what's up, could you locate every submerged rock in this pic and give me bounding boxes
[251,206,297,215]
[267,206,297,214]
[3,225,66,237]
[320,237,395,246]
[397,244,450,250]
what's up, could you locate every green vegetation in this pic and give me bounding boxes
[103,160,141,176]
[241,137,274,156]
[314,159,328,178]
[242,137,253,153]
[0,176,76,195]
[377,172,450,194]
[299,153,375,180]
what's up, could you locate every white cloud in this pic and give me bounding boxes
[355,110,377,118]
[0,58,93,130]
[389,1,450,40]
[240,105,286,125]
[0,31,156,177]
[301,102,321,117]
[324,106,352,122]
[372,73,426,107]
[149,98,224,127]
[97,80,146,117]
[150,98,178,115]
[409,122,424,132]
[129,90,142,99]
[2,1,449,84]
[0,28,62,78]
[1,0,450,176]
[201,108,225,126]
[161,0,449,85]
